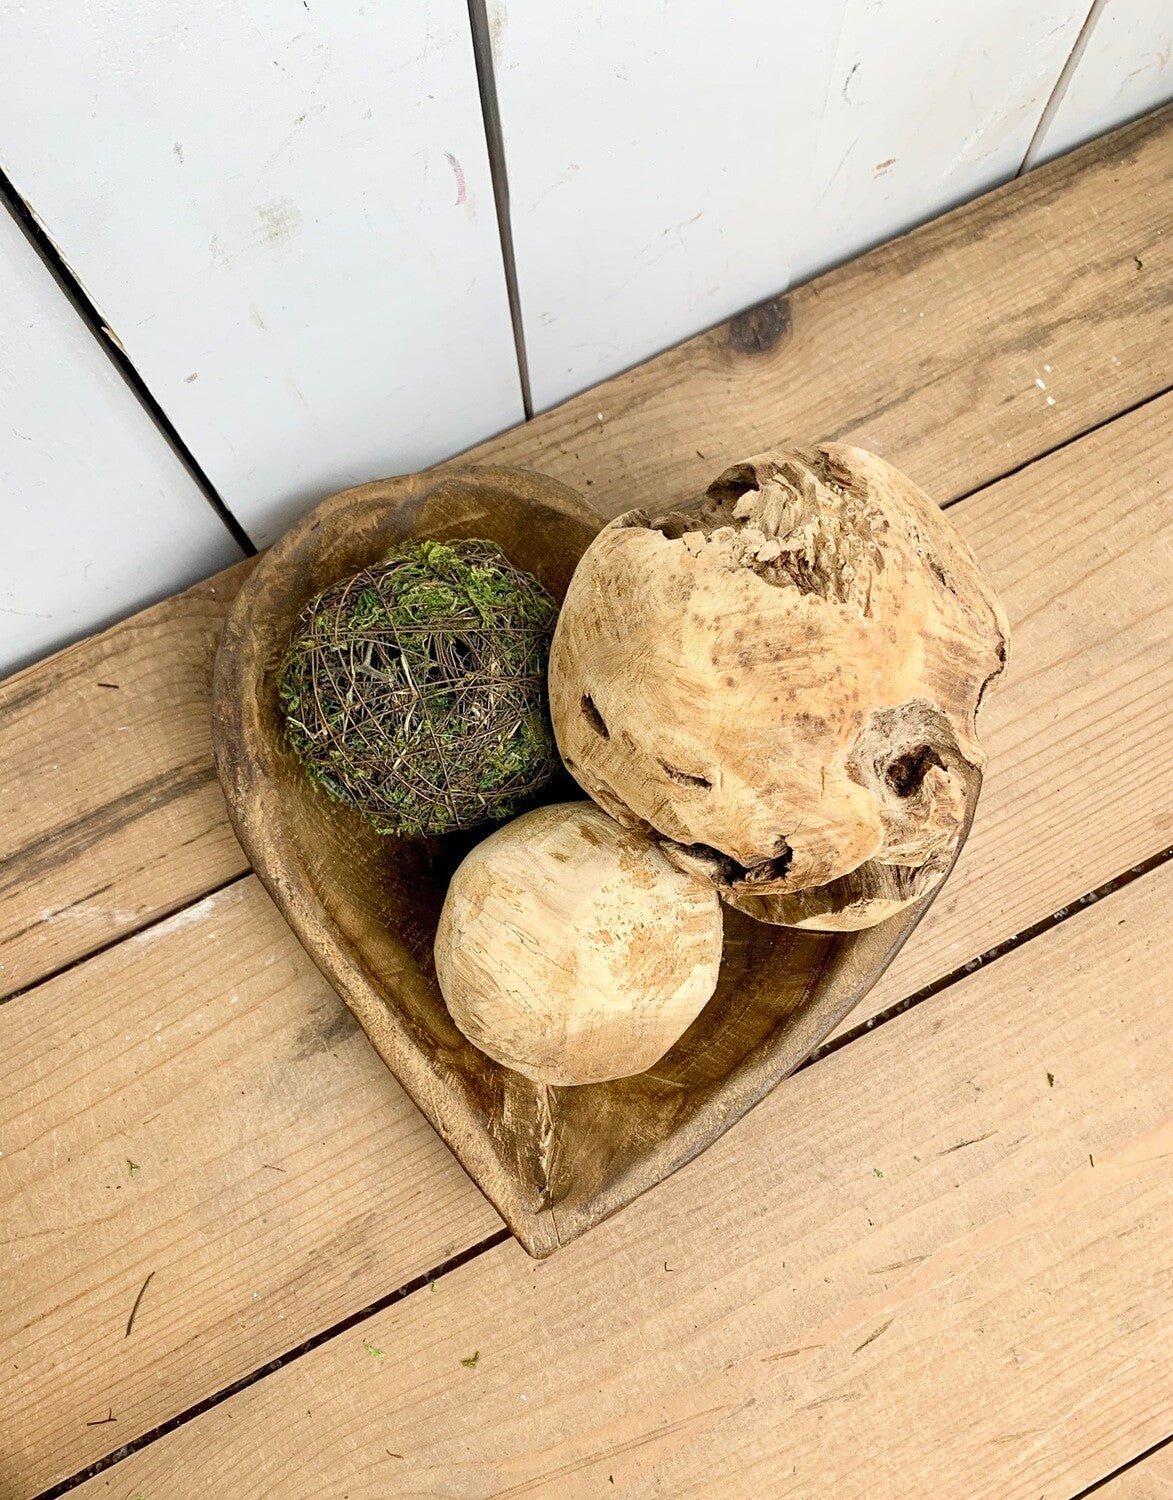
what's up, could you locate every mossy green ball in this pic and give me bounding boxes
[278,539,560,836]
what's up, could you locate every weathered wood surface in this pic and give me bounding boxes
[1,108,1169,1002]
[2,396,1169,1493]
[0,879,501,1498]
[1094,1444,1173,1499]
[71,864,1173,1499]
[548,445,1009,932]
[0,561,253,999]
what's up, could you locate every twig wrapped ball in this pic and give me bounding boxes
[279,539,559,836]
[549,445,1010,930]
[434,801,723,1085]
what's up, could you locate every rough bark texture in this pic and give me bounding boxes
[434,801,723,1085]
[549,444,1010,929]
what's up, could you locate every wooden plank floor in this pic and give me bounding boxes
[69,865,1173,1499]
[3,389,1170,1494]
[0,108,1170,1499]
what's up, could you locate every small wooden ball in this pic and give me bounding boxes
[434,801,723,1085]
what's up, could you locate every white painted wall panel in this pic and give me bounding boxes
[489,0,1091,410]
[1031,0,1173,165]
[486,0,846,412]
[789,0,1089,283]
[0,0,523,546]
[0,205,242,680]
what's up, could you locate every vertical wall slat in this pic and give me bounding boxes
[1027,0,1173,166]
[486,0,848,413]
[0,0,524,547]
[789,0,1091,282]
[0,202,242,679]
[486,0,1096,413]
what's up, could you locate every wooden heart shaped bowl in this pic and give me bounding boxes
[212,465,976,1256]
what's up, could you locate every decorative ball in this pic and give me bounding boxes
[434,801,724,1085]
[278,539,559,836]
[548,445,1010,930]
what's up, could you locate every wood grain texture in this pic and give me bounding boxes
[0,0,523,546]
[3,112,1168,999]
[471,106,1172,522]
[0,199,242,678]
[1032,1,1173,166]
[3,399,1169,1492]
[70,864,1173,1500]
[1093,1444,1173,1499]
[434,801,726,1084]
[0,561,254,1000]
[0,877,503,1498]
[548,445,1009,929]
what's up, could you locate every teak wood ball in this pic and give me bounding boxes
[548,444,1010,930]
[434,800,724,1084]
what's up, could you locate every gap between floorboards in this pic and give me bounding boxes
[1069,1430,1173,1499]
[31,1229,513,1500]
[0,871,253,1011]
[942,382,1173,513]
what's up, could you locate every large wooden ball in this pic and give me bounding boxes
[548,445,1010,929]
[434,801,723,1085]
